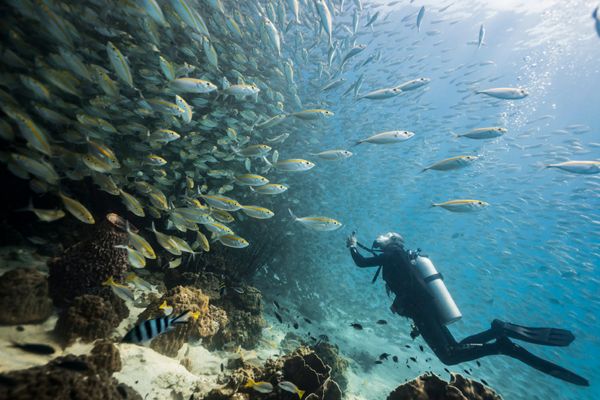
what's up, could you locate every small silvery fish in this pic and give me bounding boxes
[122,310,191,344]
[290,109,334,120]
[272,159,315,172]
[309,150,353,161]
[355,130,414,145]
[454,127,507,139]
[432,199,489,213]
[250,184,288,195]
[395,78,430,91]
[421,156,479,172]
[358,87,401,100]
[476,87,528,99]
[545,161,600,175]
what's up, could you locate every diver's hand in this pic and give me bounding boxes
[346,233,357,248]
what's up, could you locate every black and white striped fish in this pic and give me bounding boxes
[122,310,191,344]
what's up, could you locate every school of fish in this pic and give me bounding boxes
[0,0,597,279]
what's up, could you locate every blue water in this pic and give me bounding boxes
[1,0,599,398]
[256,1,600,398]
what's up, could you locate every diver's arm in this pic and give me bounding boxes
[350,246,384,268]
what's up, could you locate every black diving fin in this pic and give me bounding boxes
[497,337,589,386]
[493,319,575,347]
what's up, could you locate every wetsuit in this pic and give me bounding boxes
[349,245,589,386]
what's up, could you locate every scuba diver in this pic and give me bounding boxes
[346,231,589,386]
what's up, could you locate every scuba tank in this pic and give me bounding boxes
[408,250,462,325]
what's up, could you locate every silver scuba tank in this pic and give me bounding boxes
[410,253,462,325]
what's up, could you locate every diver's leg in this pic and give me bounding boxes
[459,326,497,345]
[415,316,589,386]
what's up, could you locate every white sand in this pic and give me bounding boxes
[115,343,224,399]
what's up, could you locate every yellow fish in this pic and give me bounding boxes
[59,192,95,224]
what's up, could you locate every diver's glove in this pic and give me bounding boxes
[346,232,357,248]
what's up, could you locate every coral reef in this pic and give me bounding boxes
[206,285,265,351]
[282,348,342,400]
[162,270,266,351]
[203,347,342,400]
[134,285,227,357]
[0,268,53,325]
[0,353,141,400]
[89,339,122,374]
[387,372,502,400]
[47,219,128,306]
[54,294,122,345]
[311,341,349,391]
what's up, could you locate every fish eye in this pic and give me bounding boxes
[478,201,483,204]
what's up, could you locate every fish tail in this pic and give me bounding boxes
[171,309,192,324]
[288,208,298,221]
[430,203,437,208]
[101,276,114,286]
[262,156,273,171]
[297,389,305,399]
[221,76,230,91]
[420,168,428,173]
[352,140,363,147]
[593,7,598,19]
[450,131,459,138]
[244,378,255,388]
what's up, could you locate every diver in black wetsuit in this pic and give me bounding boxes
[346,231,589,386]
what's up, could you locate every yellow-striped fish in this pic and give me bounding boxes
[218,234,249,248]
[241,205,274,219]
[432,199,489,212]
[59,192,95,224]
[106,41,133,87]
[119,189,145,217]
[290,109,334,120]
[288,209,342,231]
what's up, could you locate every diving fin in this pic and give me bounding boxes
[493,319,575,347]
[497,337,589,386]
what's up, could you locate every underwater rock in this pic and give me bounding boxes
[164,270,223,298]
[386,372,502,400]
[311,342,349,391]
[164,271,266,351]
[0,353,141,400]
[47,219,128,307]
[90,339,122,373]
[135,285,227,357]
[0,268,53,325]
[232,346,341,400]
[206,285,265,351]
[54,294,121,345]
